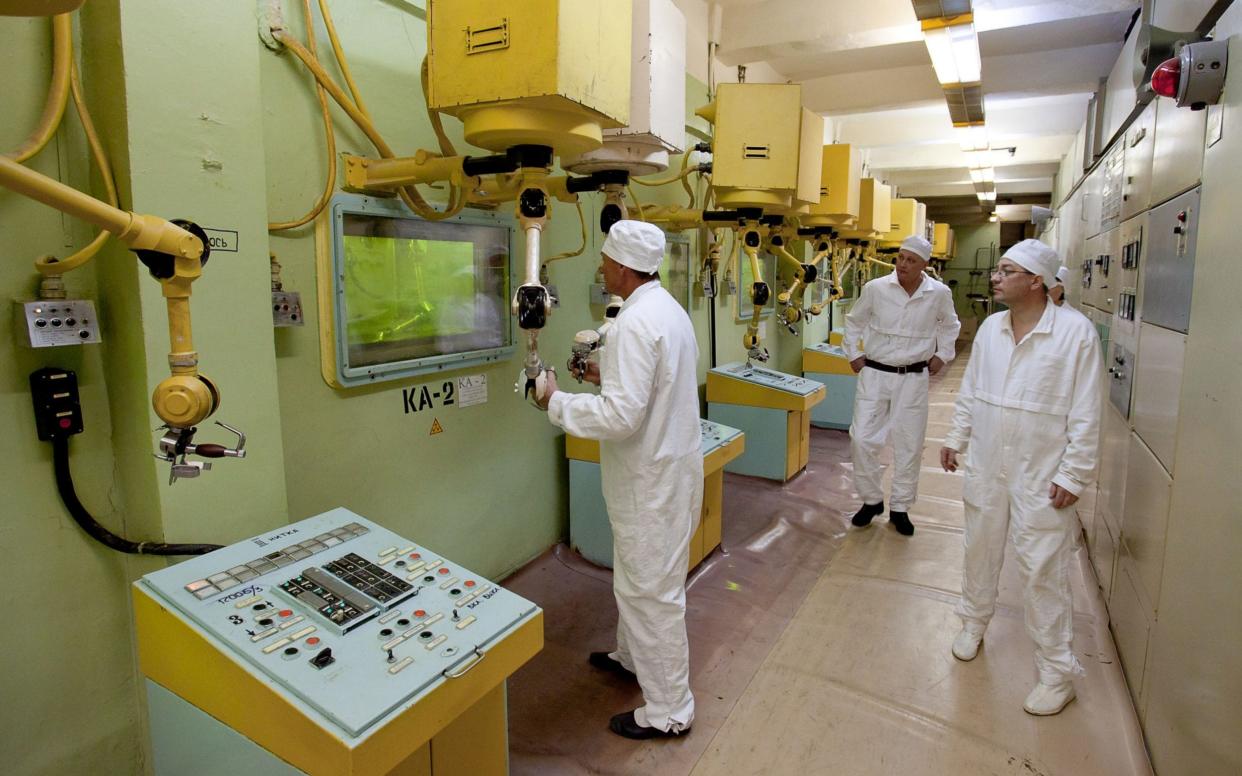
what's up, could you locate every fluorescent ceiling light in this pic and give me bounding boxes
[923,21,981,85]
[969,167,995,183]
[976,190,996,201]
[956,124,988,151]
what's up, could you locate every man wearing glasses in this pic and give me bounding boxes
[844,234,960,536]
[939,239,1101,716]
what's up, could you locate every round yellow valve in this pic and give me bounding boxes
[152,375,218,427]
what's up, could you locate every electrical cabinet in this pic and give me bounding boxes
[1081,233,1100,309]
[1098,404,1131,551]
[1107,341,1137,418]
[1114,212,1146,338]
[1121,101,1156,220]
[1120,434,1173,620]
[1110,552,1152,719]
[1089,506,1119,602]
[1095,226,1120,314]
[1150,98,1206,208]
[1100,142,1125,233]
[804,144,862,227]
[1142,186,1199,334]
[426,0,631,156]
[1082,165,1104,239]
[1132,322,1186,472]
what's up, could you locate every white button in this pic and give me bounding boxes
[250,627,279,642]
[378,555,395,566]
[388,656,414,674]
[382,635,407,651]
[439,576,460,590]
[289,626,316,641]
[378,610,402,624]
[424,559,443,570]
[234,595,262,609]
[262,637,293,654]
[423,613,444,627]
[397,546,414,555]
[455,616,477,630]
[378,546,397,557]
[278,615,306,630]
[426,635,447,650]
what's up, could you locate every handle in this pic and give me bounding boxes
[443,648,485,679]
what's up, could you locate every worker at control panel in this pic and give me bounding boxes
[844,234,960,535]
[534,220,703,739]
[940,239,1101,716]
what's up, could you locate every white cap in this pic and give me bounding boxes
[1001,239,1060,286]
[1054,265,1069,287]
[602,220,665,274]
[899,235,932,262]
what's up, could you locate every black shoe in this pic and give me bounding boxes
[608,710,689,740]
[589,651,637,681]
[889,511,915,536]
[851,501,885,527]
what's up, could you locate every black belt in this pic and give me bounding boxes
[864,359,928,374]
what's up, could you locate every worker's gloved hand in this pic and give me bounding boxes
[850,356,866,373]
[533,367,558,410]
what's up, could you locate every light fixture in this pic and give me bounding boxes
[988,214,998,222]
[976,190,996,201]
[955,124,988,151]
[922,17,981,85]
[969,167,995,184]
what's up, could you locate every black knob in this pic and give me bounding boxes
[310,647,335,669]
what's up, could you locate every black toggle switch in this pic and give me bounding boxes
[309,647,335,670]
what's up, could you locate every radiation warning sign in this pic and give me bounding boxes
[430,418,444,435]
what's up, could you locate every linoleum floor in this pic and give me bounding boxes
[503,355,1152,775]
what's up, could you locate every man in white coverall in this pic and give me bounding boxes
[535,220,703,739]
[1049,265,1069,306]
[845,234,960,535]
[939,239,1101,716]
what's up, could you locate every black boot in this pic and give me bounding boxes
[589,651,637,681]
[851,501,884,527]
[609,710,689,740]
[889,510,915,536]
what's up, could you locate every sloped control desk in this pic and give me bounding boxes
[802,342,858,430]
[566,419,745,570]
[133,508,542,776]
[706,362,825,481]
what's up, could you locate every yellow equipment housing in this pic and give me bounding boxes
[837,178,890,239]
[803,144,862,228]
[696,83,818,212]
[880,197,922,246]
[426,0,631,157]
[933,221,954,257]
[793,108,826,214]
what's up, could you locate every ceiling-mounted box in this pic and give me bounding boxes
[561,0,685,175]
[916,201,928,240]
[697,83,806,212]
[794,109,826,213]
[880,197,920,244]
[857,179,891,235]
[803,144,862,228]
[932,222,952,256]
[426,0,631,157]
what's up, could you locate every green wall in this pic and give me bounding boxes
[941,223,998,321]
[1,3,823,773]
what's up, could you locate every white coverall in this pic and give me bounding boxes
[943,301,1101,683]
[549,281,703,732]
[844,272,960,511]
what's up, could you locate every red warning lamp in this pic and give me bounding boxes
[1151,57,1181,98]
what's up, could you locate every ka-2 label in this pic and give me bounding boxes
[403,380,456,414]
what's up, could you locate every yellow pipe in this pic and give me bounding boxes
[319,0,372,124]
[344,151,470,191]
[35,43,120,275]
[8,14,72,163]
[269,0,337,232]
[547,200,586,262]
[0,156,202,261]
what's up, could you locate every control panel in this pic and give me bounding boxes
[272,290,304,327]
[805,342,848,359]
[14,299,101,347]
[136,509,540,740]
[710,361,824,397]
[700,418,743,455]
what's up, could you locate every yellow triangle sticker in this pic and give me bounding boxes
[429,418,444,435]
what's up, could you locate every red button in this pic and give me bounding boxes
[306,637,320,646]
[410,553,421,559]
[464,580,476,588]
[414,609,426,617]
[58,418,72,429]
[438,568,450,575]
[279,609,293,618]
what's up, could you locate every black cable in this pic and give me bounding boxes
[51,437,221,556]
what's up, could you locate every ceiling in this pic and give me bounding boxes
[709,0,1141,225]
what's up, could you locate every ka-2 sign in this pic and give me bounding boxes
[402,380,456,414]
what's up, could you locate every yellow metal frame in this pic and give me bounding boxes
[802,348,856,376]
[705,371,825,412]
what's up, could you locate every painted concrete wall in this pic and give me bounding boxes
[940,223,998,321]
